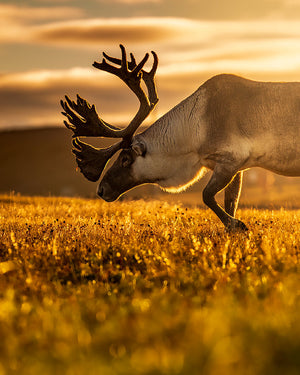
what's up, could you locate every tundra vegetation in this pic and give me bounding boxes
[0,194,299,375]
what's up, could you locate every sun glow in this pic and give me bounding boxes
[162,167,208,194]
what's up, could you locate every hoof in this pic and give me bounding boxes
[226,219,248,232]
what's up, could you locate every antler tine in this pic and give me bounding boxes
[61,95,122,137]
[72,137,124,182]
[93,44,149,86]
[143,51,159,107]
[101,47,159,108]
[102,51,136,71]
[93,44,156,140]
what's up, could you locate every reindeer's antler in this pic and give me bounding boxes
[61,44,159,181]
[71,138,124,182]
[61,94,121,137]
[102,49,159,109]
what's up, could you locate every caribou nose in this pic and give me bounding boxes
[97,182,117,202]
[97,182,111,200]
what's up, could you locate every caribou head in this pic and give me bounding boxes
[61,45,158,201]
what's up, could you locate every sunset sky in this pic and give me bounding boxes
[1,0,300,130]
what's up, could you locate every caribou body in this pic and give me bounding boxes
[61,45,300,231]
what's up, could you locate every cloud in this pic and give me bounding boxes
[18,17,300,51]
[2,3,300,49]
[2,28,300,131]
[2,12,300,130]
[0,68,159,129]
[94,0,300,20]
[34,18,179,46]
[100,0,161,3]
[0,4,84,24]
[0,3,85,43]
[267,0,300,18]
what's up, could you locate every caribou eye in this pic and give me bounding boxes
[121,154,133,167]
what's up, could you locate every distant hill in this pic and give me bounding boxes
[0,127,299,207]
[0,127,163,199]
[0,127,103,197]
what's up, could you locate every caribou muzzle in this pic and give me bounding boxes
[97,182,119,202]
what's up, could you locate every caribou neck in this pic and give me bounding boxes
[139,87,207,154]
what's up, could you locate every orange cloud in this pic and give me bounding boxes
[0,4,85,43]
[2,9,300,130]
[2,9,300,54]
[101,0,161,2]
[34,18,178,45]
[0,65,204,129]
[0,68,158,129]
[0,4,84,22]
[2,42,300,131]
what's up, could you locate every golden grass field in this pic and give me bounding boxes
[0,194,300,375]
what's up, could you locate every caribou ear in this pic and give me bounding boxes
[132,141,147,157]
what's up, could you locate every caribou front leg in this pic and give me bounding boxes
[202,165,248,231]
[224,171,243,217]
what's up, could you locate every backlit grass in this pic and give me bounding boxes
[0,194,300,375]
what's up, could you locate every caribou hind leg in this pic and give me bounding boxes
[202,165,248,231]
[224,171,243,217]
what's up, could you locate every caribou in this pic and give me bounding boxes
[61,45,300,231]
